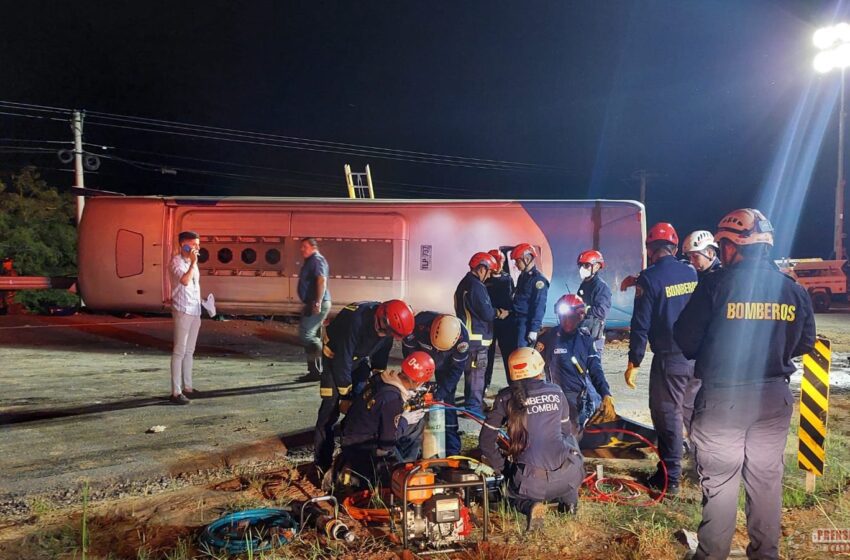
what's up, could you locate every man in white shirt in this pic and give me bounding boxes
[170,231,202,405]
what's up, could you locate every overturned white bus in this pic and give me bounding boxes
[77,197,646,327]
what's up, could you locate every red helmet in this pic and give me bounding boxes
[375,299,415,339]
[401,351,436,384]
[554,294,587,333]
[510,243,538,261]
[577,249,604,268]
[488,249,505,271]
[469,252,498,270]
[646,222,679,247]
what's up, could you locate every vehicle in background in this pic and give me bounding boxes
[777,258,848,313]
[77,196,646,327]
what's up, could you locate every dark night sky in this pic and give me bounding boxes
[0,1,846,257]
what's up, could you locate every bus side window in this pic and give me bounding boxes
[116,229,144,278]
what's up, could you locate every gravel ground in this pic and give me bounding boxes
[1,309,847,521]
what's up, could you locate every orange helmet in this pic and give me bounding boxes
[488,249,505,271]
[646,222,679,247]
[401,351,436,384]
[375,299,415,339]
[554,293,587,333]
[507,347,545,382]
[469,252,498,270]
[510,243,538,261]
[577,249,604,268]
[715,208,774,246]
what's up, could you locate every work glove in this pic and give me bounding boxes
[401,408,426,426]
[526,331,538,344]
[471,460,496,477]
[589,395,617,424]
[620,275,639,292]
[339,398,353,415]
[624,362,639,389]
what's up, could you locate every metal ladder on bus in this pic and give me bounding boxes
[344,164,375,199]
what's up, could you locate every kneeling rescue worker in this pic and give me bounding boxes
[537,294,616,432]
[402,311,470,456]
[336,351,435,486]
[674,209,815,559]
[314,299,415,474]
[479,347,584,531]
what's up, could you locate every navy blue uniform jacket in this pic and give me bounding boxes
[323,301,392,396]
[578,274,611,338]
[674,259,816,383]
[513,267,550,333]
[537,327,610,397]
[402,311,470,402]
[486,272,515,310]
[341,375,410,453]
[479,378,579,472]
[628,255,698,366]
[454,272,497,348]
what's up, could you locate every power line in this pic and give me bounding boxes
[0,100,571,173]
[83,110,565,172]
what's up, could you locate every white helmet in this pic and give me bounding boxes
[682,230,719,254]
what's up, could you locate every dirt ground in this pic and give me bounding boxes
[0,311,653,507]
[1,309,849,559]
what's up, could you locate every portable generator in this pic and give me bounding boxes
[388,458,496,551]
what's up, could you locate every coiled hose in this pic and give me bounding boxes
[199,508,298,554]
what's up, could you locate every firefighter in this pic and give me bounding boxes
[537,294,616,432]
[682,230,722,279]
[479,347,585,531]
[576,250,611,354]
[674,209,815,559]
[509,243,550,352]
[402,312,470,456]
[313,299,415,473]
[624,222,699,495]
[454,252,507,416]
[336,351,434,487]
[484,248,515,390]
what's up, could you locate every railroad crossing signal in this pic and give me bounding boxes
[798,337,831,490]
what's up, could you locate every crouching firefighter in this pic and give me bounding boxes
[313,299,415,474]
[402,312,470,456]
[538,294,616,433]
[335,351,435,487]
[479,347,585,531]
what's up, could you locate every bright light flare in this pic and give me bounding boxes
[814,43,850,74]
[813,24,850,75]
[814,26,838,50]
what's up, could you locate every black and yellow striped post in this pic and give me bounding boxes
[798,337,831,492]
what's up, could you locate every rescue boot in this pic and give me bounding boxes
[297,357,322,382]
[557,501,578,515]
[646,470,679,496]
[527,502,547,531]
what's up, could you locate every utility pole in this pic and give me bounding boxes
[72,110,85,225]
[631,169,660,206]
[835,70,846,260]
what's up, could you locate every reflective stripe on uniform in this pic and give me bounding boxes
[320,387,333,397]
[338,384,353,396]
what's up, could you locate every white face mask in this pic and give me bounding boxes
[579,267,592,280]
